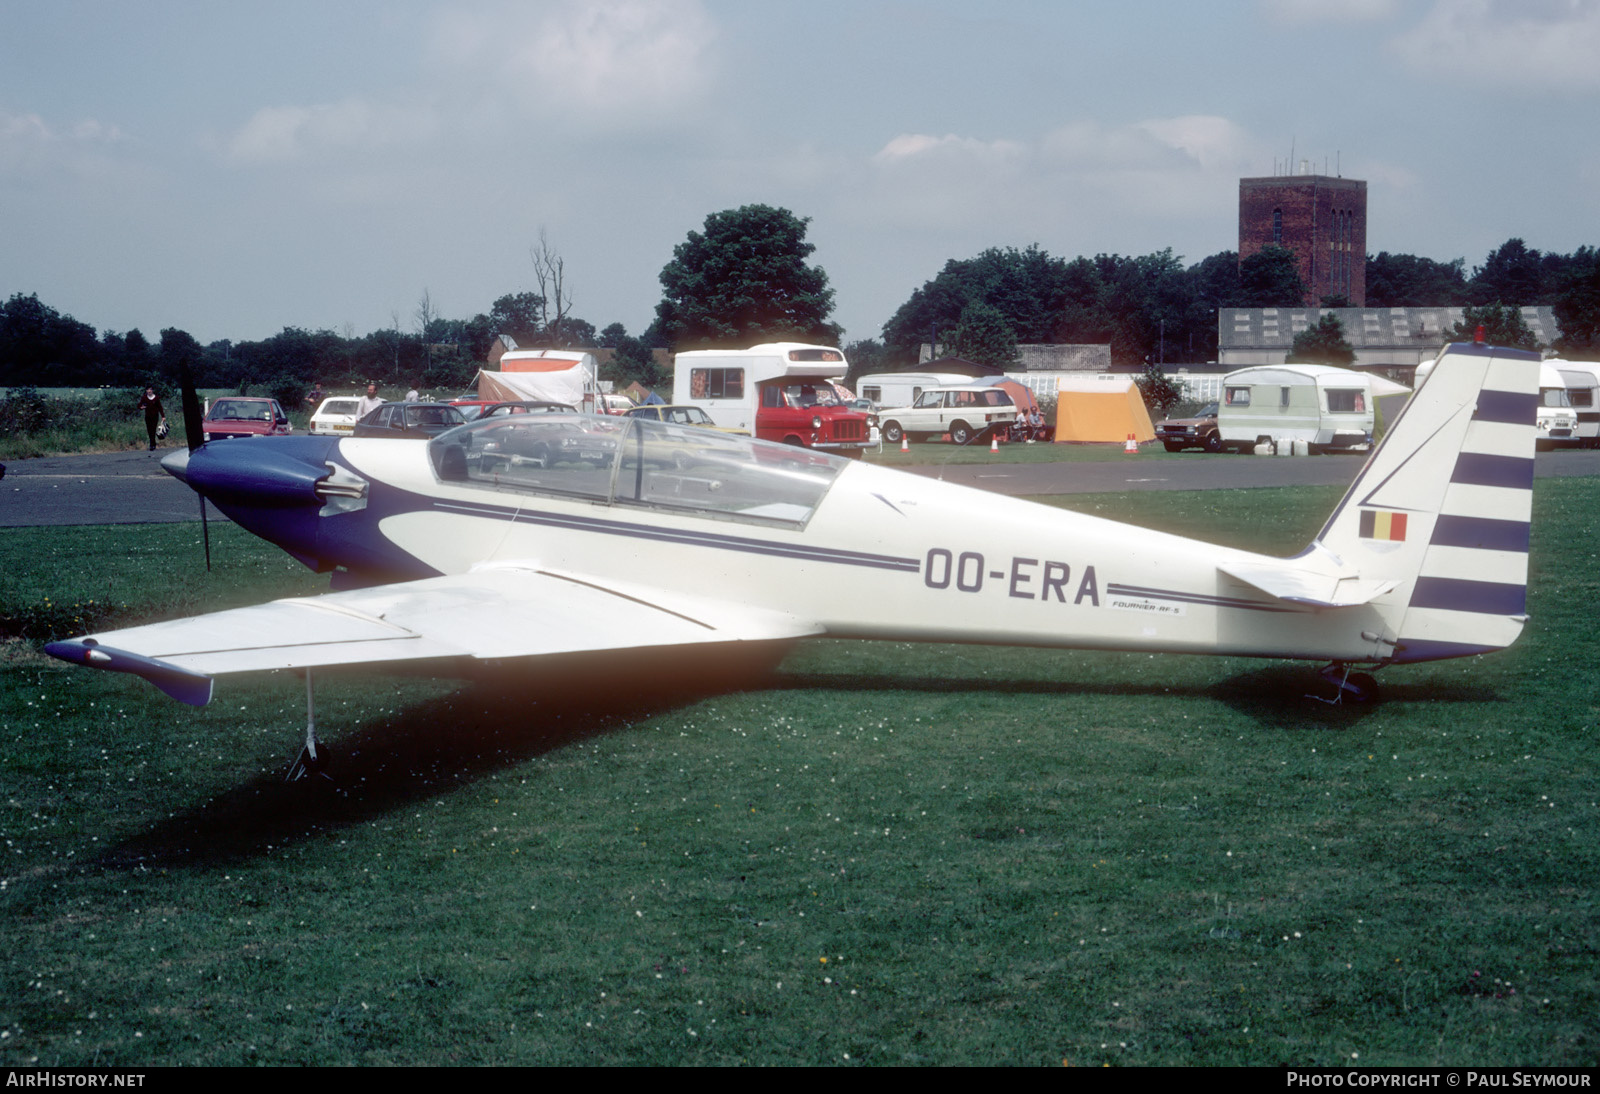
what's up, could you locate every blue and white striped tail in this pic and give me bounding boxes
[1314,343,1540,664]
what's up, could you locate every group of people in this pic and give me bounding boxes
[1009,405,1048,443]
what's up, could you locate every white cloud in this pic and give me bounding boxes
[226,98,436,164]
[1389,0,1600,89]
[433,0,716,129]
[0,108,130,179]
[855,115,1263,244]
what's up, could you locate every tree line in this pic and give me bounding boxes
[871,238,1600,371]
[5,206,1598,399]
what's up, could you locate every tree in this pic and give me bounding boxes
[1365,252,1469,307]
[1553,246,1600,359]
[529,229,576,346]
[157,328,204,386]
[489,292,545,345]
[1470,238,1547,306]
[1235,245,1308,307]
[1289,313,1356,366]
[655,204,838,350]
[950,301,1019,368]
[1136,362,1183,418]
[1447,303,1539,350]
[414,288,437,374]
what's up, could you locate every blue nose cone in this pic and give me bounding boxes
[178,436,340,507]
[171,436,342,570]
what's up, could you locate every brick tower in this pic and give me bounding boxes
[1239,172,1366,306]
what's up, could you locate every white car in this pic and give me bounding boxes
[309,397,364,436]
[877,386,1018,445]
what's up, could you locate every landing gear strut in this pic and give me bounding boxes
[285,668,333,780]
[1311,662,1380,705]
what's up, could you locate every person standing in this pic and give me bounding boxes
[136,387,165,451]
[355,382,384,420]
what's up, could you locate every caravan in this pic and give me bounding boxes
[1217,364,1388,453]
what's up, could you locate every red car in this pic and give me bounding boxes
[202,397,292,441]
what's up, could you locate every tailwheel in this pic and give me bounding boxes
[1312,663,1380,705]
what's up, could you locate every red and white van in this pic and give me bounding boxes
[671,343,873,455]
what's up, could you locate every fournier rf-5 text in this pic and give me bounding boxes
[46,342,1542,773]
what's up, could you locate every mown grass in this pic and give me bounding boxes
[0,479,1595,1066]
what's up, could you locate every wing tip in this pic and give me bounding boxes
[45,639,215,706]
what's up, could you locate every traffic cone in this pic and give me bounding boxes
[1123,433,1138,454]
[900,435,909,453]
[990,433,999,453]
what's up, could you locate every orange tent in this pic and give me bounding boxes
[1053,376,1155,443]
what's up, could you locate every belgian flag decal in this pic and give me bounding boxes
[1360,510,1408,542]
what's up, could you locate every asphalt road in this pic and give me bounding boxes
[2,444,1597,527]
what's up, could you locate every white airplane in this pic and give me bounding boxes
[46,341,1540,771]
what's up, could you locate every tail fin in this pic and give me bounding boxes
[1313,342,1540,663]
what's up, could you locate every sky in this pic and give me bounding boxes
[3,0,1598,348]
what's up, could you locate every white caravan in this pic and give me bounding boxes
[854,372,971,410]
[1217,364,1386,453]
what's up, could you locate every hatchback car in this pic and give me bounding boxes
[625,404,750,435]
[308,396,365,437]
[202,397,292,441]
[352,402,467,439]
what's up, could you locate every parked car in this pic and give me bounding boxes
[352,402,467,439]
[1155,402,1221,452]
[625,404,750,434]
[308,396,365,437]
[203,397,292,441]
[470,415,622,472]
[450,398,574,421]
[877,386,1017,446]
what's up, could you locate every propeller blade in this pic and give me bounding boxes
[180,362,204,452]
[177,362,211,568]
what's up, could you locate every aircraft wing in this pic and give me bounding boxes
[43,564,824,706]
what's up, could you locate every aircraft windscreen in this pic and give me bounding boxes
[429,414,845,526]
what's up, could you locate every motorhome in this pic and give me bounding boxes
[1216,364,1384,453]
[1417,354,1577,447]
[1553,360,1599,447]
[672,343,873,455]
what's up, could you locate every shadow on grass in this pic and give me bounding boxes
[772,659,1509,730]
[94,648,1510,872]
[91,643,793,872]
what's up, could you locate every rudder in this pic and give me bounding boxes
[1313,342,1540,663]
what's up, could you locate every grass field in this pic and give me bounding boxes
[0,479,1595,1066]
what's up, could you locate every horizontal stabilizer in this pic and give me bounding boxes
[1218,558,1398,608]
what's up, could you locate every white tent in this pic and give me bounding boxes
[476,349,599,410]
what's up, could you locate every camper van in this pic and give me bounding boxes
[1417,354,1578,446]
[672,343,873,455]
[1553,361,1598,447]
[854,372,970,410]
[1216,364,1378,453]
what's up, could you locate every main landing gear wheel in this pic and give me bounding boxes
[1311,663,1380,705]
[285,668,335,780]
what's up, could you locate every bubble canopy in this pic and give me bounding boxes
[428,413,847,526]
